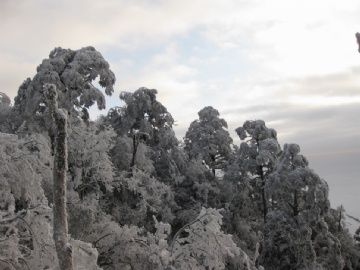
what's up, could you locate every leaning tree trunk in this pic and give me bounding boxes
[44,84,73,270]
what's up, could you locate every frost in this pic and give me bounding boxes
[13,46,115,134]
[170,208,258,270]
[67,121,115,196]
[184,106,233,175]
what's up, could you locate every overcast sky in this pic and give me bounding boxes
[1,0,360,232]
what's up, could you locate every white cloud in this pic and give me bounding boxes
[201,0,360,76]
[289,95,360,106]
[2,0,359,98]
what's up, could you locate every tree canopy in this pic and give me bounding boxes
[184,106,233,176]
[13,46,115,133]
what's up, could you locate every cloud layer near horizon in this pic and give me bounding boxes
[1,0,360,231]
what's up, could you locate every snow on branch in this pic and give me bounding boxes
[0,210,27,225]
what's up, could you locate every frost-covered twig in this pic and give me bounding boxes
[0,258,16,270]
[170,209,210,253]
[0,210,27,224]
[346,214,360,223]
[93,233,115,248]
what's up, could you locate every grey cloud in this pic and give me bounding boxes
[289,68,360,97]
[223,102,360,149]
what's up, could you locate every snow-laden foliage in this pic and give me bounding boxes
[0,204,58,270]
[0,133,50,213]
[13,46,115,132]
[261,141,358,269]
[222,161,262,255]
[185,157,220,202]
[261,143,333,269]
[172,155,224,231]
[0,92,13,133]
[116,87,176,148]
[68,195,169,270]
[111,134,162,174]
[261,209,317,270]
[0,204,101,270]
[111,169,177,228]
[111,135,133,171]
[170,207,258,270]
[0,133,101,269]
[312,218,345,269]
[266,143,330,221]
[323,207,360,269]
[184,106,233,175]
[356,227,360,247]
[119,88,173,127]
[106,87,178,177]
[152,146,187,184]
[235,120,281,222]
[0,92,11,106]
[236,120,280,173]
[68,120,116,198]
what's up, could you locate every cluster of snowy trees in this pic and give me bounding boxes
[0,46,359,270]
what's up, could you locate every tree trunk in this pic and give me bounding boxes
[259,166,267,223]
[44,84,73,270]
[338,205,343,232]
[288,190,299,217]
[130,133,138,169]
[210,154,216,176]
[255,139,267,223]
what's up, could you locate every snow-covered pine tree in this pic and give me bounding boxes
[184,106,233,176]
[235,120,281,223]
